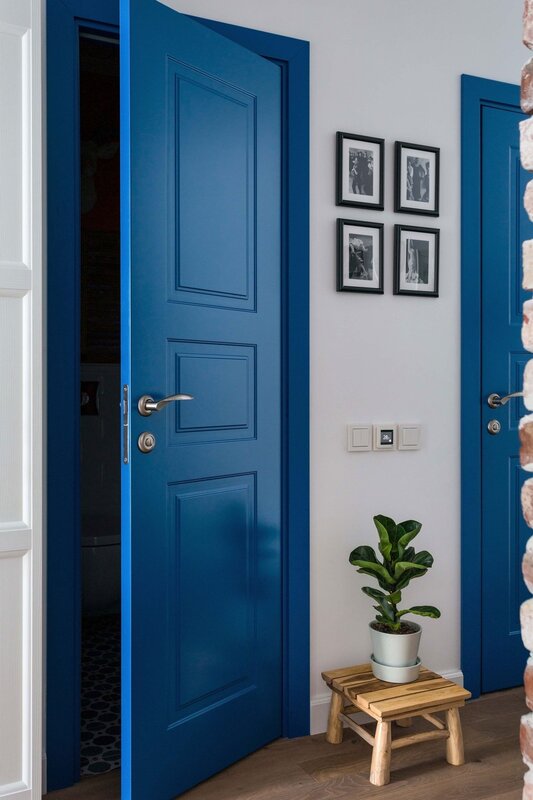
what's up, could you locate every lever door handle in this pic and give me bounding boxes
[487,391,523,409]
[138,393,193,416]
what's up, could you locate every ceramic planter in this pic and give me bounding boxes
[369,621,422,682]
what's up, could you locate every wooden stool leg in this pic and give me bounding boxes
[370,720,392,786]
[445,707,465,766]
[326,690,344,744]
[395,717,412,728]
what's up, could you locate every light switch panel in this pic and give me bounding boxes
[347,424,372,452]
[398,424,422,450]
[373,424,397,451]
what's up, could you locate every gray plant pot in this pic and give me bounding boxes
[370,621,421,677]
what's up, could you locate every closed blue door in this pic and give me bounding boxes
[481,102,533,691]
[120,2,281,797]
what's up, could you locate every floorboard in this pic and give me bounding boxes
[45,687,526,800]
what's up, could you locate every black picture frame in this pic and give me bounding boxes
[336,132,385,210]
[394,224,440,297]
[394,141,440,216]
[337,218,384,294]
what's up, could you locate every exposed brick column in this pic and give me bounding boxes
[521,5,533,797]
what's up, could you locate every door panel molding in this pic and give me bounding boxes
[460,74,521,697]
[167,59,257,310]
[0,0,42,798]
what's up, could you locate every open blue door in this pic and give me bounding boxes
[120,2,282,798]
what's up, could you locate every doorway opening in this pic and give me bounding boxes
[46,4,309,792]
[79,31,121,778]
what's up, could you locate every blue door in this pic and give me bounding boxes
[121,2,281,797]
[481,102,533,691]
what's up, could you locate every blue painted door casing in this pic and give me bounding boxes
[481,102,533,692]
[121,2,282,798]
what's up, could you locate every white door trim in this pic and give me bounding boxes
[0,1,43,797]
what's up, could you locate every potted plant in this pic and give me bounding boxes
[349,515,440,683]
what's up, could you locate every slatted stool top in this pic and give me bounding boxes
[322,663,471,721]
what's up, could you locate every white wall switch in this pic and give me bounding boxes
[347,424,372,452]
[373,424,397,451]
[398,424,422,450]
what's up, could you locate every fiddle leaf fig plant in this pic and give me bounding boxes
[349,515,441,632]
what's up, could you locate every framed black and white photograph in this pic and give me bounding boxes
[337,219,384,293]
[395,141,440,216]
[394,224,439,297]
[336,132,384,210]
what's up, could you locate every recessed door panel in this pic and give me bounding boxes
[168,341,255,443]
[167,61,256,310]
[168,474,256,717]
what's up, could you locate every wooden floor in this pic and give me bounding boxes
[46,688,526,800]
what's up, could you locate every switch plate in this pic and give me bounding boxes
[347,424,372,452]
[373,424,397,451]
[398,424,422,450]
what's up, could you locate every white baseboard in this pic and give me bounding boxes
[310,669,464,735]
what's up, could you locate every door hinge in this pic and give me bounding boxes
[123,384,130,464]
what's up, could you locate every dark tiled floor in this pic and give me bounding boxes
[80,614,121,777]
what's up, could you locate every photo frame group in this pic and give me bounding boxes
[335,131,440,297]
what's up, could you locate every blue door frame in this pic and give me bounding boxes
[46,1,310,789]
[461,74,520,698]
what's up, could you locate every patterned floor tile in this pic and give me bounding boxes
[81,615,120,777]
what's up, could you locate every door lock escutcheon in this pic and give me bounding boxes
[138,432,156,453]
[487,419,501,436]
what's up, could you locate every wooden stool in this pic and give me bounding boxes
[322,663,471,786]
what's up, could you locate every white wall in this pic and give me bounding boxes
[168,0,526,732]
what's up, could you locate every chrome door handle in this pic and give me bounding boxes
[138,393,193,416]
[487,391,523,408]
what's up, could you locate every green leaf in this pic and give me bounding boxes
[349,545,395,587]
[381,602,396,622]
[397,520,422,549]
[352,560,396,587]
[373,516,395,561]
[374,597,396,621]
[396,568,428,590]
[359,570,397,592]
[362,586,387,601]
[410,550,434,569]
[373,515,398,540]
[399,605,441,619]
[349,545,379,565]
[393,561,427,580]
[389,590,402,605]
[403,546,415,562]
